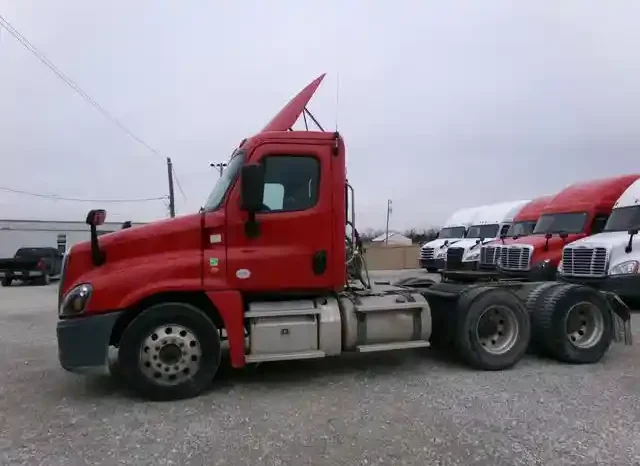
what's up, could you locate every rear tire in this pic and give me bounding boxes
[525,282,565,354]
[535,284,613,364]
[118,302,222,400]
[38,273,50,286]
[1,277,11,287]
[454,288,531,370]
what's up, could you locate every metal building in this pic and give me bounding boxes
[0,219,146,258]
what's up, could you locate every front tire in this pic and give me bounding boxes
[118,302,221,400]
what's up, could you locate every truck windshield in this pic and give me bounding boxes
[604,206,640,232]
[466,224,499,239]
[203,150,245,211]
[438,226,466,239]
[507,221,536,237]
[533,212,587,234]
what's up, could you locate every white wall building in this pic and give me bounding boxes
[0,219,146,257]
[371,231,413,246]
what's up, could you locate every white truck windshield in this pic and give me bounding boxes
[438,226,466,239]
[466,224,499,239]
[604,206,640,232]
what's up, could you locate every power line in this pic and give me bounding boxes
[0,186,166,203]
[0,14,160,157]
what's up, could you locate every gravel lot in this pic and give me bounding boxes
[1,272,639,466]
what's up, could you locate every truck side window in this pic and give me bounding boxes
[590,214,609,235]
[260,155,320,212]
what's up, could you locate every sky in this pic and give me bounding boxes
[1,1,640,230]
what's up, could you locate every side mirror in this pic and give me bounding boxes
[628,229,639,236]
[545,232,552,240]
[86,209,106,226]
[559,231,569,239]
[240,164,265,212]
[121,221,132,230]
[500,234,506,240]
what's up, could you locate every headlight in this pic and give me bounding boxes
[436,250,446,258]
[59,283,93,317]
[464,251,480,261]
[610,260,639,275]
[557,260,563,273]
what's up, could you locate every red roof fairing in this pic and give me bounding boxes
[261,74,326,133]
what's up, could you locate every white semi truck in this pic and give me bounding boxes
[558,178,640,307]
[442,200,531,273]
[419,207,478,272]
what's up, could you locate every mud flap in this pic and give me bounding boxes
[601,291,633,345]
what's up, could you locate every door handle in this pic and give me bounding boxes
[312,250,327,275]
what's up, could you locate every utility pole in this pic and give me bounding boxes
[385,199,392,245]
[167,157,175,218]
[210,161,227,176]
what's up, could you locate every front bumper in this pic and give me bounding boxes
[560,274,640,301]
[420,258,445,270]
[57,311,123,374]
[497,262,558,282]
[442,268,500,283]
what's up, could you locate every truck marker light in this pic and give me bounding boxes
[210,234,222,244]
[236,269,251,279]
[209,257,219,267]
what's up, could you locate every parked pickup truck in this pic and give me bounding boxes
[0,247,64,286]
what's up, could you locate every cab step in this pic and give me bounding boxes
[245,350,326,363]
[355,340,430,353]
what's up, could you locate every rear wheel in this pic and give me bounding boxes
[1,277,11,287]
[525,282,565,354]
[118,302,222,400]
[454,288,531,370]
[38,273,50,286]
[536,285,613,364]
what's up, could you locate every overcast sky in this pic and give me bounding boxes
[1,1,639,230]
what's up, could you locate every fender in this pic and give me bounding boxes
[206,290,245,368]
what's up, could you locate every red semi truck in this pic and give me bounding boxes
[496,175,640,281]
[56,75,633,400]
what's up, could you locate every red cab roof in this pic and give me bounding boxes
[542,174,640,215]
[514,195,554,221]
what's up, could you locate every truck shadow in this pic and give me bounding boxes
[71,348,469,401]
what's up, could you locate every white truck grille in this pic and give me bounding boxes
[497,245,532,271]
[480,245,500,266]
[562,246,608,277]
[420,247,435,260]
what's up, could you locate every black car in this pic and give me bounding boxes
[0,247,64,286]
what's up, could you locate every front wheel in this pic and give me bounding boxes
[118,302,222,400]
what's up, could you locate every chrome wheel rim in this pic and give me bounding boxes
[565,301,604,349]
[139,324,201,386]
[476,305,519,355]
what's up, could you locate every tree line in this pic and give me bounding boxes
[359,228,439,244]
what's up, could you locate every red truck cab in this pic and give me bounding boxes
[477,195,554,270]
[57,75,348,377]
[496,175,640,281]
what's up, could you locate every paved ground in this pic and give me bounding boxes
[1,272,639,465]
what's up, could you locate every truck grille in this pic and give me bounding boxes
[420,247,435,260]
[480,245,500,266]
[497,245,532,271]
[446,247,464,270]
[562,247,608,277]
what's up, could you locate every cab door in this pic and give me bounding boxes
[225,141,335,292]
